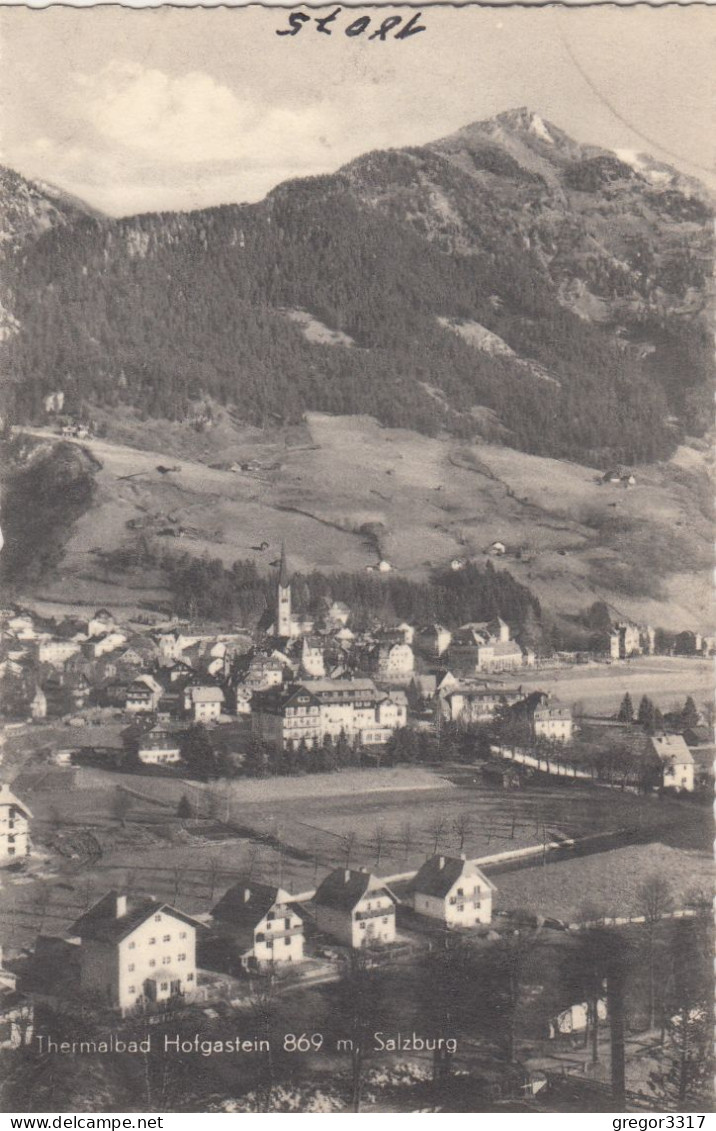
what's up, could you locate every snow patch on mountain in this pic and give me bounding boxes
[529,114,554,144]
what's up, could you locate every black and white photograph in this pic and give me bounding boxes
[0,2,713,1116]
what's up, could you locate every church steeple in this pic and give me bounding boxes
[278,543,291,590]
[277,543,292,637]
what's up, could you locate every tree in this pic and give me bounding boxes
[32,880,53,933]
[680,696,699,731]
[176,794,192,819]
[206,855,222,903]
[617,693,634,723]
[636,875,674,1031]
[427,814,448,855]
[341,830,358,869]
[397,819,414,863]
[452,812,471,853]
[649,1005,714,1111]
[334,949,385,1112]
[180,724,220,781]
[111,788,133,829]
[371,824,387,868]
[637,695,656,732]
[420,934,475,1089]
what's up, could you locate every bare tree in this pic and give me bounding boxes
[205,788,222,821]
[427,814,448,855]
[246,841,261,881]
[341,830,358,869]
[206,855,222,903]
[371,823,387,868]
[111,788,133,829]
[80,876,96,912]
[636,874,674,1031]
[452,812,471,853]
[334,949,384,1112]
[32,880,53,933]
[397,819,414,863]
[171,862,188,904]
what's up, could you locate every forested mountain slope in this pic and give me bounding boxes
[1,110,712,466]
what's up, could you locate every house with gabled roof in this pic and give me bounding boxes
[184,683,224,723]
[68,891,201,1014]
[209,881,305,971]
[651,733,694,792]
[251,679,406,750]
[406,855,495,928]
[313,868,396,948]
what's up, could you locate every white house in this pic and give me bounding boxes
[36,639,81,666]
[69,891,201,1014]
[211,882,305,971]
[406,855,495,927]
[651,734,695,792]
[125,674,163,713]
[185,685,224,723]
[533,704,574,743]
[373,641,414,682]
[0,783,32,863]
[313,868,396,948]
[300,638,325,679]
[137,724,183,765]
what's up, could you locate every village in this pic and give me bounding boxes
[0,547,713,1112]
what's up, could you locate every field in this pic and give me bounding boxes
[2,760,710,954]
[494,842,713,923]
[18,410,712,632]
[496,656,714,714]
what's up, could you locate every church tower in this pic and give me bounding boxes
[276,544,292,637]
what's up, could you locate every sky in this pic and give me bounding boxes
[0,6,713,215]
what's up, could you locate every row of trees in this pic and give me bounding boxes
[617,694,700,733]
[111,548,542,638]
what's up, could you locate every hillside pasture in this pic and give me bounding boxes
[16,414,712,633]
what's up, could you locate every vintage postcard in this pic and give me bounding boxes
[0,2,713,1117]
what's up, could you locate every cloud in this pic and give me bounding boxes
[71,61,333,168]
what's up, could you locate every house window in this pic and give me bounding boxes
[285,938,291,947]
[154,914,162,922]
[128,964,135,972]
[162,956,171,965]
[457,904,464,913]
[186,973,194,982]
[266,939,273,949]
[128,986,136,994]
[163,934,171,942]
[179,932,187,940]
[284,918,290,929]
[160,982,168,992]
[148,938,156,945]
[382,917,388,924]
[177,953,186,962]
[149,960,156,968]
[359,922,366,930]
[266,922,272,930]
